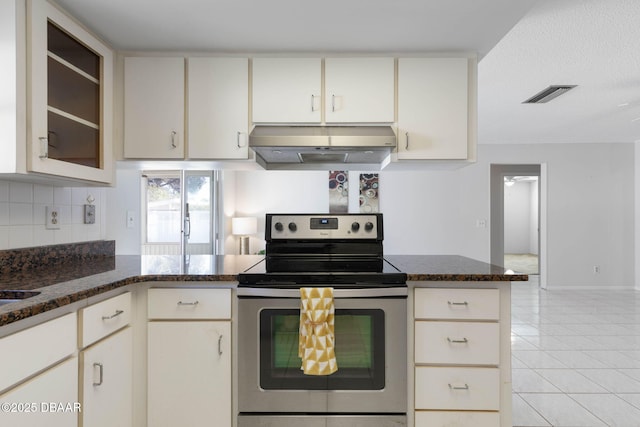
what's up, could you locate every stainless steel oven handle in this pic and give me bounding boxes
[236,286,407,298]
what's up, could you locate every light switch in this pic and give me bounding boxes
[126,210,135,228]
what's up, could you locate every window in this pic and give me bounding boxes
[142,171,217,255]
[144,172,181,243]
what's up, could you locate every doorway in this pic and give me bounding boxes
[490,164,546,287]
[141,170,218,255]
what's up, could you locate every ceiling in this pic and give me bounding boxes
[55,0,640,145]
[478,0,640,145]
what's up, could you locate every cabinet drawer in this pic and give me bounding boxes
[415,321,499,365]
[80,292,132,347]
[0,357,78,427]
[415,288,499,320]
[0,312,76,392]
[415,367,500,410]
[148,288,231,319]
[416,411,499,427]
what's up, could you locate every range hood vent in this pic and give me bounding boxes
[249,126,397,167]
[523,85,577,104]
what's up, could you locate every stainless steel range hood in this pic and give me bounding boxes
[249,126,396,168]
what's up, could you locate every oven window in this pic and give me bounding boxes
[260,309,385,390]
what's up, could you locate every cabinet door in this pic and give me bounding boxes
[148,321,231,427]
[188,57,249,159]
[28,0,114,183]
[252,58,321,123]
[80,327,133,427]
[0,357,78,427]
[124,57,185,159]
[325,57,394,123]
[398,58,469,159]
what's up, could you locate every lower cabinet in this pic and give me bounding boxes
[78,292,133,427]
[147,288,232,427]
[0,357,79,427]
[415,411,500,427]
[413,285,510,426]
[79,327,133,427]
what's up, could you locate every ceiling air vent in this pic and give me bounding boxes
[523,85,577,104]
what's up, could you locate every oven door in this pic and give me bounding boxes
[237,287,407,414]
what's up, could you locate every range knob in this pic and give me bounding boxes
[364,221,374,232]
[274,222,284,232]
[288,222,297,232]
[351,222,360,232]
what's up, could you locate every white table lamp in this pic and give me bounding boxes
[232,217,258,254]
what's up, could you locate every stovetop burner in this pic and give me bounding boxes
[237,257,407,288]
[238,214,406,289]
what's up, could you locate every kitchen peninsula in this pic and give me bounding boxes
[0,241,526,427]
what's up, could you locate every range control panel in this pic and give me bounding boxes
[266,213,383,240]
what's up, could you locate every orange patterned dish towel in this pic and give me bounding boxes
[298,287,338,376]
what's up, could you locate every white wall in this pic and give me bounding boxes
[230,142,635,289]
[460,143,634,289]
[636,141,640,290]
[105,168,141,254]
[529,180,539,255]
[0,179,106,249]
[504,180,538,255]
[103,142,634,289]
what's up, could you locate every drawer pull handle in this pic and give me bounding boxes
[102,309,124,320]
[171,130,178,148]
[448,383,469,390]
[448,301,469,306]
[218,334,223,356]
[177,301,199,306]
[93,363,103,386]
[447,337,469,344]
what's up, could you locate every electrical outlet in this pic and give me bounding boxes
[593,265,600,274]
[476,219,487,228]
[45,206,60,230]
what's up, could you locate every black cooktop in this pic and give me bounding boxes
[237,257,407,288]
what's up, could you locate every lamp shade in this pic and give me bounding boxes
[232,217,258,236]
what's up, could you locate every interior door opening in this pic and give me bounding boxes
[503,175,539,275]
[490,164,546,287]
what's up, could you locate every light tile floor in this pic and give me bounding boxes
[512,277,640,426]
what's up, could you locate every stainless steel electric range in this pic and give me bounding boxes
[237,213,407,427]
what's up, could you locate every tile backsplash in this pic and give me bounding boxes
[0,180,106,250]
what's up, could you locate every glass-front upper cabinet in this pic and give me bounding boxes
[28,0,113,184]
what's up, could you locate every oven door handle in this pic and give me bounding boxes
[236,287,407,298]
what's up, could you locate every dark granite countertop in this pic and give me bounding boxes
[0,254,526,328]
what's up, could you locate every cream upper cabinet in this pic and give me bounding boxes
[124,57,185,159]
[187,57,249,159]
[28,0,114,184]
[397,57,471,160]
[252,57,322,123]
[324,57,394,123]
